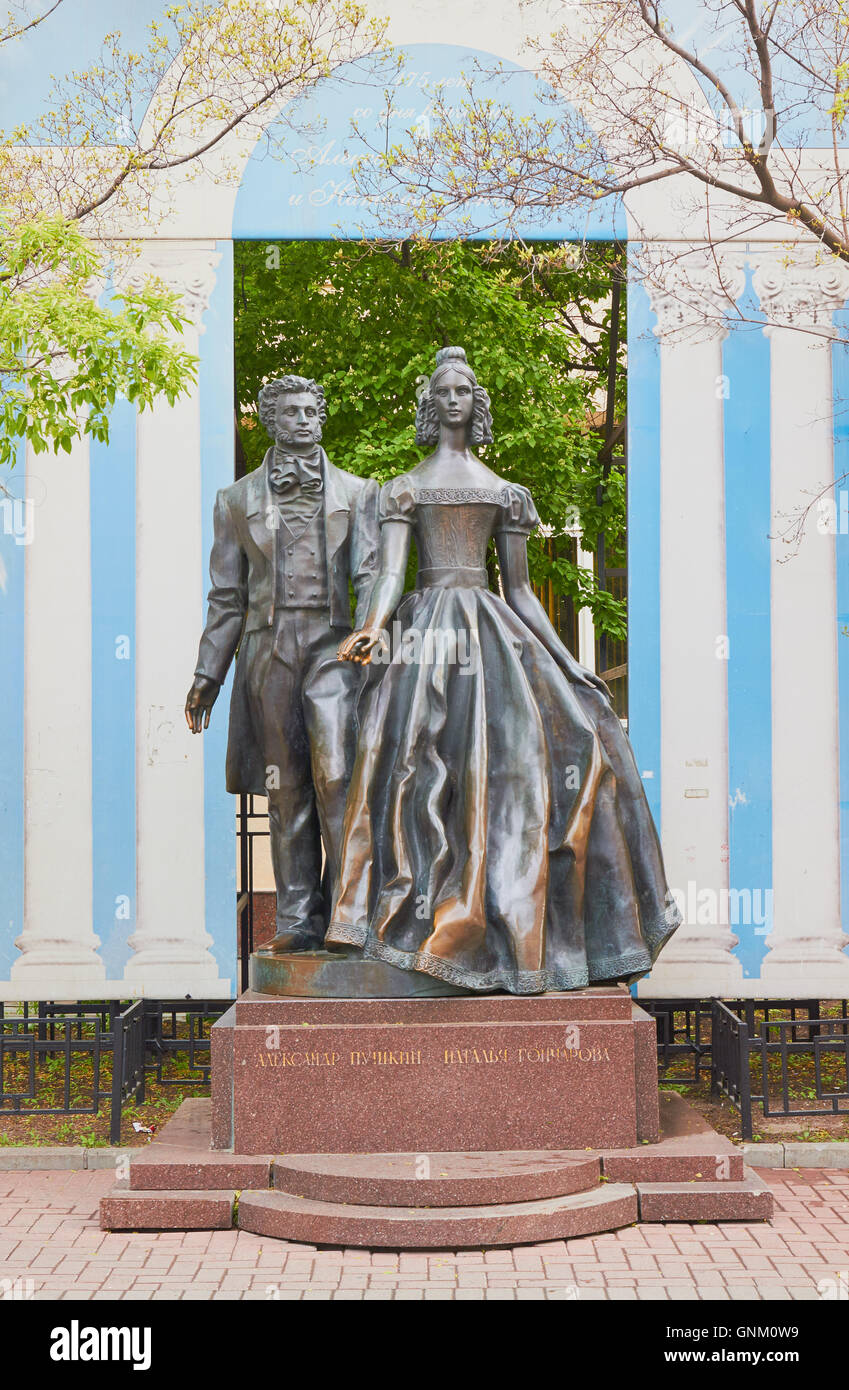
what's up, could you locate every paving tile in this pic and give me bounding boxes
[0,1167,847,1301]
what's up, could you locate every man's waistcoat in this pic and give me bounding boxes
[275,504,330,608]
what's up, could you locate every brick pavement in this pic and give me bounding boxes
[0,1167,847,1300]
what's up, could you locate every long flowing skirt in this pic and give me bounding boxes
[327,586,679,993]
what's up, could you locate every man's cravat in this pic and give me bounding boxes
[268,450,323,497]
[269,448,324,535]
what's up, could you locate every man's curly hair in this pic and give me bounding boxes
[258,375,327,436]
[414,347,493,447]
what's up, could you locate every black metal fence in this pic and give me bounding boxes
[0,999,233,1144]
[237,792,271,992]
[143,1000,227,1088]
[639,998,712,1084]
[709,999,753,1137]
[4,993,849,1144]
[0,1003,119,1133]
[111,1000,146,1140]
[642,996,849,1139]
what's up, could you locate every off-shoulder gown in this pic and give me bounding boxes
[326,475,679,993]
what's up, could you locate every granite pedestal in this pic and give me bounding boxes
[99,978,774,1243]
[210,985,660,1154]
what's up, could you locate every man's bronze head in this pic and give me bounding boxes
[258,375,327,448]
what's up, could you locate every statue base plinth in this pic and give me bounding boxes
[248,948,470,998]
[210,986,660,1153]
[99,987,773,1244]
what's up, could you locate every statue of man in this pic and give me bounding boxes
[185,375,379,954]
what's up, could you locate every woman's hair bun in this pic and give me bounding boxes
[434,346,468,367]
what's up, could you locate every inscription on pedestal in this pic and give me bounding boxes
[254,1041,612,1069]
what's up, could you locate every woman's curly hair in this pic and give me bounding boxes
[415,347,493,447]
[257,375,327,436]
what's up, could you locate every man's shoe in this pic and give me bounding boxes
[255,928,326,956]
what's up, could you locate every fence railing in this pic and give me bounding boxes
[4,994,849,1143]
[750,1010,849,1133]
[237,792,271,991]
[709,1000,753,1139]
[642,997,849,1140]
[0,999,233,1145]
[142,1000,224,1089]
[639,998,712,1084]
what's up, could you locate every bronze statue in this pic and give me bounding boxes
[329,346,679,994]
[186,375,379,953]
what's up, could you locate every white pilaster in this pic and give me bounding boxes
[122,241,229,997]
[12,437,105,994]
[639,248,744,995]
[576,541,597,673]
[755,247,849,994]
[564,514,597,673]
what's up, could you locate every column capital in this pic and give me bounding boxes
[638,244,746,344]
[115,240,222,332]
[751,244,849,333]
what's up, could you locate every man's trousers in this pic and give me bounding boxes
[240,609,360,938]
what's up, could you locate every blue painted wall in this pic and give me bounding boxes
[723,282,773,976]
[200,242,238,980]
[233,43,624,242]
[626,262,662,829]
[0,1,841,149]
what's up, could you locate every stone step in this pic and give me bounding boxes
[599,1091,745,1183]
[272,1150,601,1206]
[129,1150,272,1191]
[125,1099,273,1191]
[118,1091,751,1199]
[100,1187,236,1231]
[100,1093,776,1241]
[635,1168,774,1222]
[238,1183,639,1248]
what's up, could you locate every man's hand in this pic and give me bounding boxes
[185,675,221,733]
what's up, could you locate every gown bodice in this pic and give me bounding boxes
[379,476,540,584]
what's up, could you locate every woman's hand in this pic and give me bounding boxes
[337,628,385,665]
[495,531,612,702]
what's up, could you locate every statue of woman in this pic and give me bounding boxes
[329,346,679,993]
